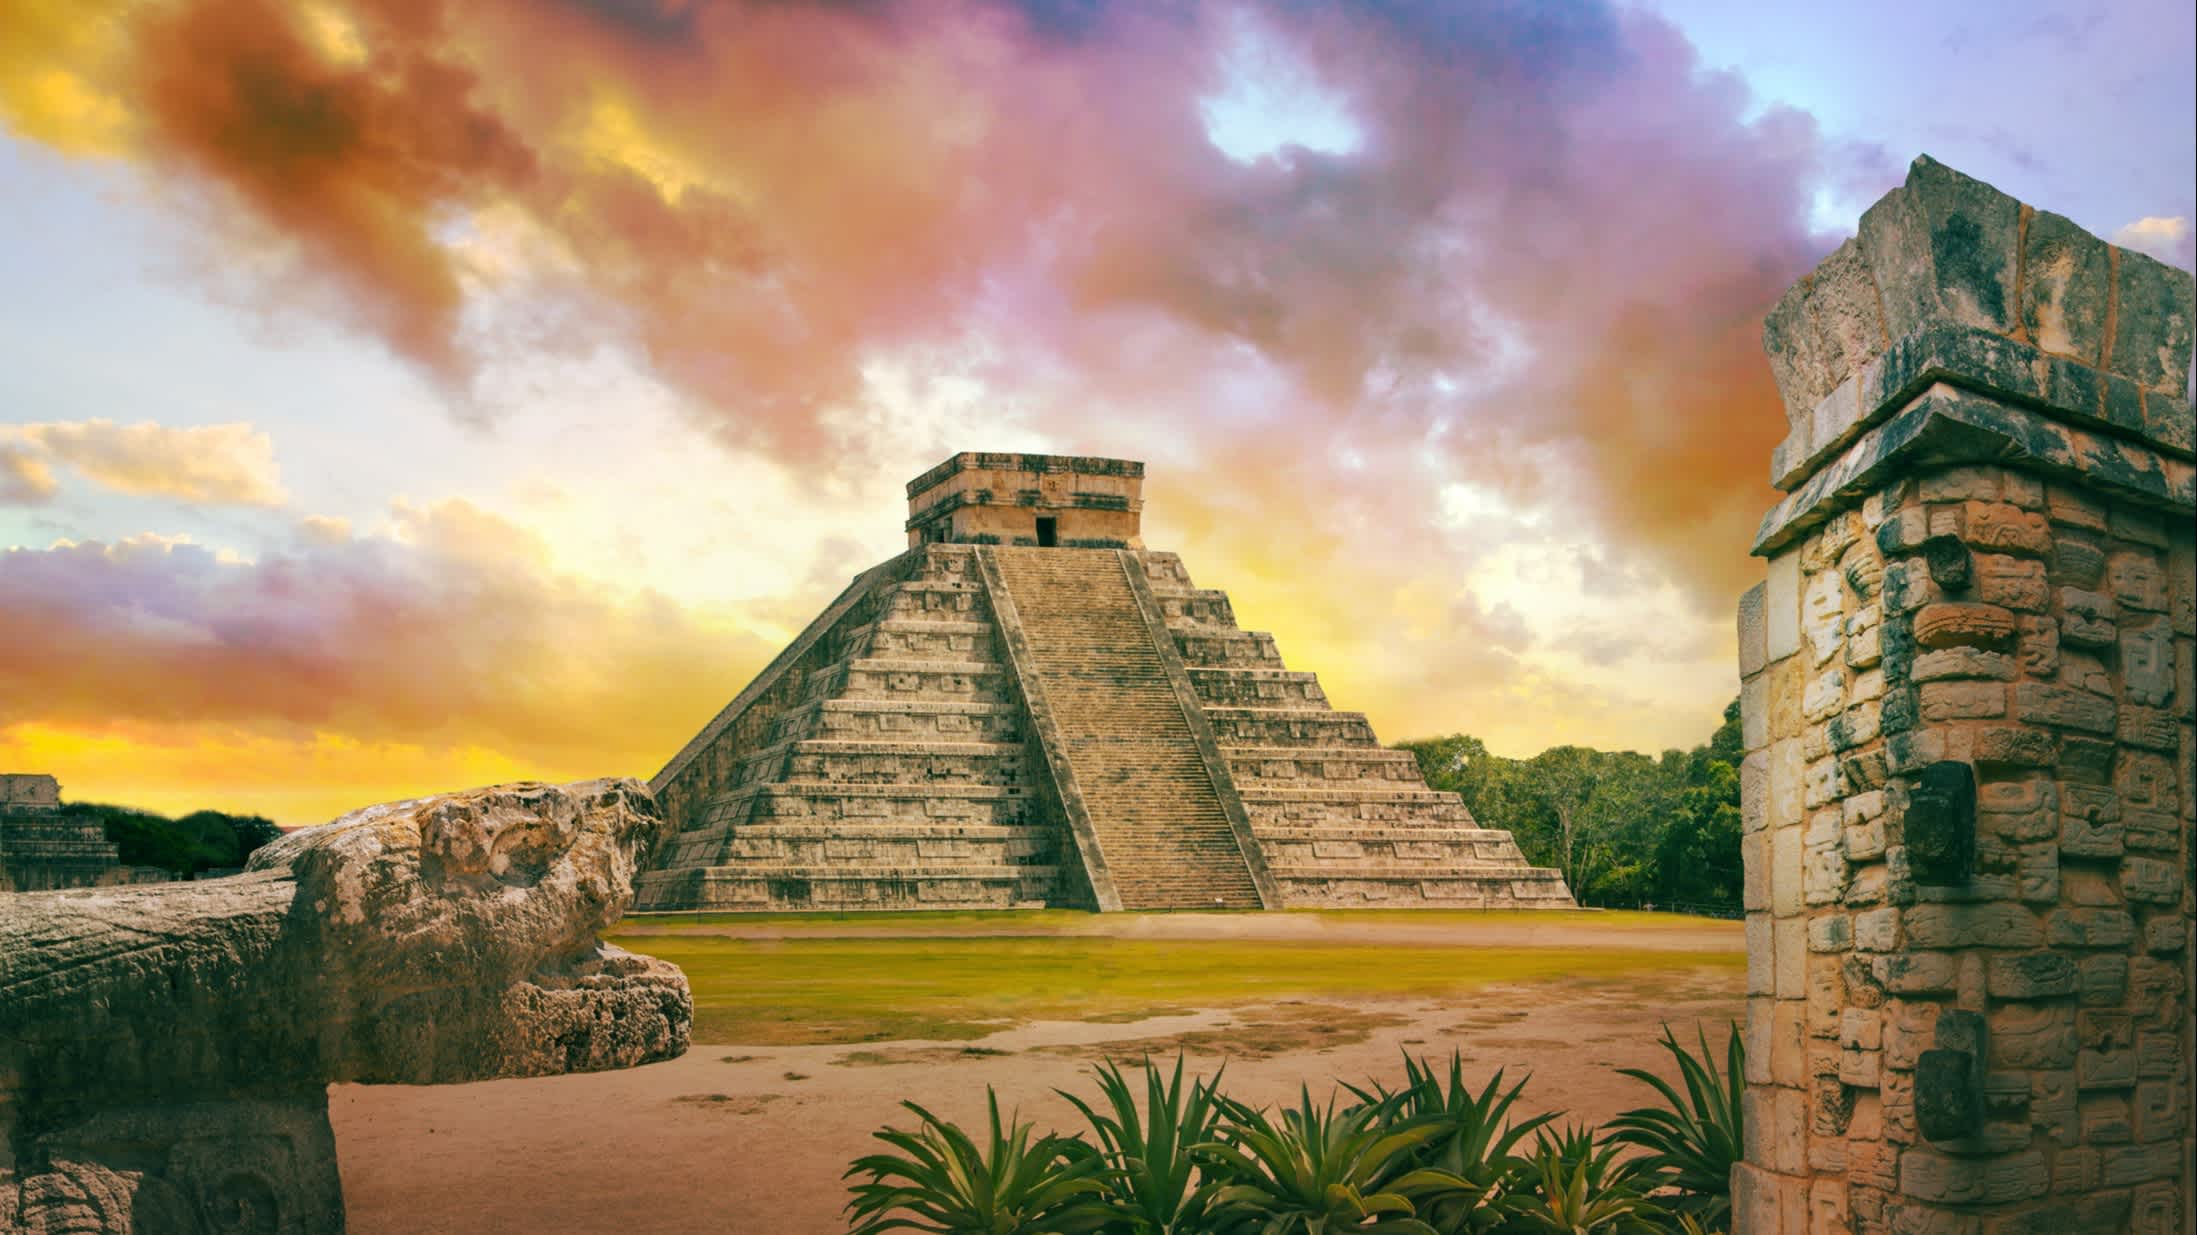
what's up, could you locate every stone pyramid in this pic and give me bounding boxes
[636,453,1574,912]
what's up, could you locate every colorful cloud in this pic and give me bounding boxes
[0,0,2184,820]
[10,419,288,505]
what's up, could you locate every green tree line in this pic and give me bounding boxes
[58,802,285,878]
[1395,697,1743,913]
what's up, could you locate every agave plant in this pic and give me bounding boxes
[1510,1127,1666,1235]
[844,1090,1114,1235]
[1196,1086,1468,1235]
[1603,1023,1743,1226]
[1056,1056,1226,1235]
[1347,1055,1552,1233]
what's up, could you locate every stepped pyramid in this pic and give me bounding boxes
[637,454,1574,912]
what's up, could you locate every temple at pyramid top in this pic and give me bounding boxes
[637,452,1573,914]
[905,452,1145,549]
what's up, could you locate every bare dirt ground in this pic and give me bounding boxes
[333,915,1741,1235]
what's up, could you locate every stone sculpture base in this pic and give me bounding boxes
[4,1096,341,1235]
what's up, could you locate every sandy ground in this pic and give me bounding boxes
[333,921,1742,1235]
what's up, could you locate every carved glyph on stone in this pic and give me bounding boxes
[1,779,692,1234]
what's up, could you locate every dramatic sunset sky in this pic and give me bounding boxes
[2,0,2191,824]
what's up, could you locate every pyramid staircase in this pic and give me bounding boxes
[985,548,1265,911]
[636,544,1572,912]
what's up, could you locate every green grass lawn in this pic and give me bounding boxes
[608,910,1743,1045]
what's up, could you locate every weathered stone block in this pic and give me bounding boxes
[1896,1146,2046,1205]
[1881,950,1961,995]
[2012,681,2114,732]
[2077,952,2130,1007]
[1920,680,2006,720]
[1977,777,2055,841]
[1913,601,2018,649]
[1902,903,2042,950]
[1739,581,1770,677]
[2048,534,2106,587]
[1768,550,1803,661]
[1809,913,1854,953]
[1989,1003,2075,1070]
[1804,667,1849,719]
[2119,857,2182,905]
[2047,906,2137,950]
[1776,915,1809,1000]
[2055,733,2118,783]
[1804,570,1848,666]
[2116,705,2179,751]
[2021,209,2111,363]
[1985,951,2078,998]
[1860,157,2022,342]
[1912,647,2016,681]
[2058,586,2119,646]
[1746,914,1775,995]
[1769,738,1807,829]
[2109,243,2197,395]
[2059,785,2124,857]
[2119,616,2174,706]
[1974,554,2048,611]
[2107,552,2168,612]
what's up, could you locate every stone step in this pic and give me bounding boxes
[990,547,1264,911]
[1141,587,1238,630]
[779,741,1027,787]
[1255,831,1535,867]
[878,579,989,620]
[1223,746,1426,786]
[1133,551,1197,589]
[774,698,1022,744]
[840,617,1000,662]
[719,732,1024,790]
[1271,868,1577,909]
[720,824,1059,866]
[1187,667,1329,707]
[635,863,1064,912]
[1173,629,1285,667]
[810,657,1012,704]
[687,782,1039,832]
[1237,787,1477,827]
[1202,708,1381,747]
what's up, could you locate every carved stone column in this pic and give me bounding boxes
[1734,156,2195,1235]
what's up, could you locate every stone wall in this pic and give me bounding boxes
[1735,156,2194,1234]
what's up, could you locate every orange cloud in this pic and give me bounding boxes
[12,419,289,505]
[0,444,58,504]
[0,503,774,820]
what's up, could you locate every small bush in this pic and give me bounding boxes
[843,1026,1743,1235]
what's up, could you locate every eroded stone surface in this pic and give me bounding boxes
[0,778,691,1235]
[1740,157,2195,1235]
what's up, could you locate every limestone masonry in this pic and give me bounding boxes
[639,451,1573,912]
[1734,156,2195,1234]
[0,774,121,893]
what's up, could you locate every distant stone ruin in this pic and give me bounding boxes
[641,452,1574,912]
[1734,156,2194,1234]
[0,773,122,893]
[0,779,691,1235]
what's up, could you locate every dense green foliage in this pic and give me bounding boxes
[58,801,283,877]
[1395,699,1743,911]
[846,1028,1743,1234]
